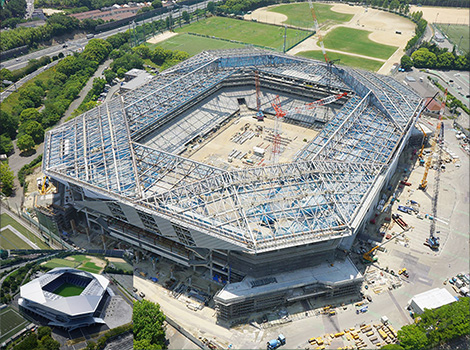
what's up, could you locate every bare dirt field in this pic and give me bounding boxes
[186,115,318,168]
[106,257,128,263]
[147,31,179,44]
[410,5,470,25]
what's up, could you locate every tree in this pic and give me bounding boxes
[411,48,437,68]
[397,325,428,350]
[0,110,18,139]
[0,134,14,154]
[17,134,35,153]
[0,68,13,82]
[18,120,44,144]
[389,0,399,11]
[133,45,151,59]
[133,300,166,349]
[103,69,117,84]
[133,338,161,350]
[381,345,404,349]
[19,108,41,123]
[182,11,190,23]
[437,52,455,69]
[152,0,162,8]
[37,326,52,340]
[117,67,127,78]
[0,162,14,196]
[207,1,215,14]
[400,55,413,71]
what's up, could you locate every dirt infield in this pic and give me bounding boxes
[106,257,128,264]
[147,31,179,44]
[410,5,470,25]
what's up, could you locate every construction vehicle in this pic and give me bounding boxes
[392,213,408,230]
[363,228,408,262]
[356,306,368,314]
[424,236,440,250]
[39,176,50,195]
[267,334,286,350]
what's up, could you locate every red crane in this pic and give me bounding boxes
[271,95,286,164]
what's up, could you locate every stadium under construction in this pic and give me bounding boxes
[43,48,423,321]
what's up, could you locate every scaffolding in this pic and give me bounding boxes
[43,49,421,254]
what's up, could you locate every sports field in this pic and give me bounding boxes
[80,261,102,274]
[0,213,49,249]
[42,258,78,269]
[42,254,106,273]
[53,282,85,297]
[296,50,384,72]
[173,17,310,51]
[436,24,469,54]
[0,306,29,344]
[269,2,353,28]
[148,33,246,56]
[323,27,398,60]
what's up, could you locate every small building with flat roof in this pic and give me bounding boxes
[408,288,456,314]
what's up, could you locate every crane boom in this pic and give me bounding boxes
[308,0,329,63]
[419,89,447,190]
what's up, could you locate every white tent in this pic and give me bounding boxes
[408,288,456,314]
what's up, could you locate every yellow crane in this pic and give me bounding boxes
[419,89,447,191]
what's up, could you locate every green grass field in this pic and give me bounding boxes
[148,33,246,56]
[296,50,384,71]
[79,262,102,274]
[68,255,90,263]
[53,282,85,297]
[173,17,309,51]
[436,23,469,54]
[0,213,49,249]
[0,228,35,250]
[0,307,29,344]
[42,258,78,269]
[269,2,353,28]
[323,27,398,60]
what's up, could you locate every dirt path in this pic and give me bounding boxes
[147,31,179,44]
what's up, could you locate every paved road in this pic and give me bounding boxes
[0,60,59,102]
[1,0,211,72]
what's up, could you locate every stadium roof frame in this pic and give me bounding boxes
[44,48,423,253]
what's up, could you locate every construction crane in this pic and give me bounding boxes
[271,95,286,164]
[419,89,447,191]
[363,228,410,263]
[417,92,439,162]
[308,0,329,64]
[426,91,448,250]
[254,71,264,121]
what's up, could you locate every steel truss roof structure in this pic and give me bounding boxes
[44,48,423,253]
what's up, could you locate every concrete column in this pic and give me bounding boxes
[85,227,91,243]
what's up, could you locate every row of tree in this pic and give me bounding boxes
[133,299,167,350]
[34,0,163,11]
[401,42,470,71]
[0,56,54,84]
[12,327,60,350]
[396,297,469,350]
[0,13,103,50]
[405,11,428,51]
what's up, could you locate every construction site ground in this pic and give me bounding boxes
[185,112,318,168]
[132,114,469,349]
